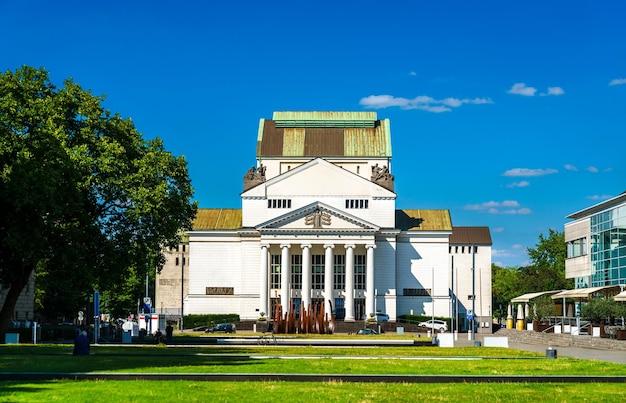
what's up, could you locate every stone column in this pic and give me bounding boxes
[324,244,334,316]
[280,244,291,314]
[259,244,269,317]
[365,244,376,318]
[344,244,355,322]
[301,244,312,313]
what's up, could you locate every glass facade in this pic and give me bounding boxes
[589,205,626,286]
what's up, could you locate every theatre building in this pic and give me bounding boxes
[157,111,492,328]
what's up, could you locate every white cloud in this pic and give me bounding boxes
[586,166,599,173]
[603,167,613,172]
[512,244,525,250]
[359,94,493,113]
[609,78,626,86]
[506,181,530,188]
[502,168,558,177]
[564,164,578,171]
[409,71,417,76]
[463,200,532,215]
[540,86,564,96]
[507,83,537,96]
[491,227,505,233]
[587,194,612,201]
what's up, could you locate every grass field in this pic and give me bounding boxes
[1,338,624,402]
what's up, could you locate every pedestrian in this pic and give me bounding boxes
[73,330,90,355]
[165,323,174,344]
[154,328,163,344]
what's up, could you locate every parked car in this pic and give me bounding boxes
[376,313,389,322]
[205,323,236,333]
[418,319,448,332]
[356,328,378,335]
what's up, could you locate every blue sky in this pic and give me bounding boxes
[2,1,624,267]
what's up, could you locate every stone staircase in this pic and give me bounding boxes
[495,328,626,351]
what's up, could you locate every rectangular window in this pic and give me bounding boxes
[268,199,292,208]
[345,199,369,209]
[291,255,302,290]
[270,254,281,289]
[354,255,366,290]
[312,254,324,289]
[403,288,431,296]
[567,237,588,259]
[334,255,346,290]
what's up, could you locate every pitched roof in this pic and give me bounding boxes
[192,208,242,230]
[257,111,392,158]
[395,210,452,231]
[449,226,492,245]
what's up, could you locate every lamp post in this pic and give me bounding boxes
[471,245,476,341]
[181,248,184,332]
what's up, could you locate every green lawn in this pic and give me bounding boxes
[1,342,624,402]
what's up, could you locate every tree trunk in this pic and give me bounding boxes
[0,268,31,336]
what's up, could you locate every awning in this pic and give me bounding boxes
[510,290,562,303]
[614,290,626,302]
[551,285,621,300]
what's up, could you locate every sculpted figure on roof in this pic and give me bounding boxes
[371,164,394,191]
[243,164,266,191]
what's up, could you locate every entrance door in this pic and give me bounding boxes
[334,298,345,320]
[355,299,365,320]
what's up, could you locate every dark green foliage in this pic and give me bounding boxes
[492,230,572,314]
[581,298,626,324]
[0,66,197,332]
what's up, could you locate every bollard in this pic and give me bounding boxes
[546,348,557,359]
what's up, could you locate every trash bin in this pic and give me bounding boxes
[5,333,19,344]
[546,348,557,359]
[122,330,132,344]
[396,327,404,335]
[474,341,481,347]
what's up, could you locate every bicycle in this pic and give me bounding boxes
[257,332,277,345]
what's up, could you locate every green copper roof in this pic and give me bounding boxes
[257,111,392,158]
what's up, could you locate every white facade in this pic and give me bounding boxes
[160,112,492,326]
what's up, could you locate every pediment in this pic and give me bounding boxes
[256,202,379,233]
[242,158,396,198]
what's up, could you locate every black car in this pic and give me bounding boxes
[205,323,236,333]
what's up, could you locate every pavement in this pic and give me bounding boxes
[464,334,626,364]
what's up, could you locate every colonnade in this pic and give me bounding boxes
[259,242,376,322]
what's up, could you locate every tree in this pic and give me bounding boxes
[519,229,573,292]
[0,66,197,332]
[491,263,521,320]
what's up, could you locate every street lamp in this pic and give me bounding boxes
[181,247,184,332]
[471,244,476,341]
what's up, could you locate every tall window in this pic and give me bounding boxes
[354,254,366,290]
[334,255,346,290]
[312,254,324,289]
[270,254,281,289]
[291,255,302,290]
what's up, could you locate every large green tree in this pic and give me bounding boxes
[520,229,573,292]
[0,66,197,332]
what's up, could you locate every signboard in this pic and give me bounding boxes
[94,292,100,317]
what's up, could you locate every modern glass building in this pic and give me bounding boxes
[565,191,626,288]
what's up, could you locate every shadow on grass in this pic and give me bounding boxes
[0,345,264,373]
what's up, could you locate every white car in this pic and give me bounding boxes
[418,319,448,332]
